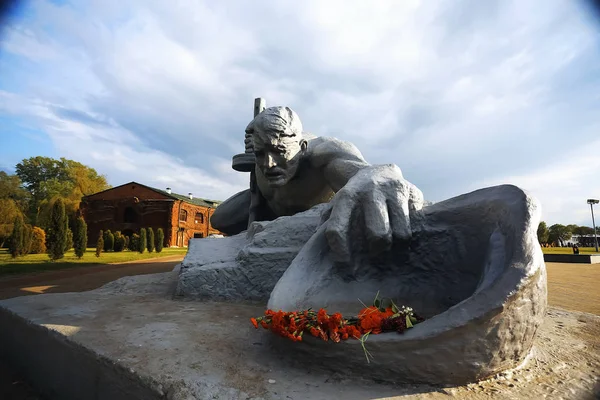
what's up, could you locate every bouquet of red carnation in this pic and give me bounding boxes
[250,293,424,362]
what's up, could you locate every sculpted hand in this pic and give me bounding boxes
[320,164,423,262]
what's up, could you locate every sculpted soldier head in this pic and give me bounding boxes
[247,106,308,187]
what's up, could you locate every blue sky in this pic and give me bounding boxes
[1,0,599,225]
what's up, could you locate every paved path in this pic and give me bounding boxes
[0,259,597,399]
[0,255,184,300]
[0,255,184,399]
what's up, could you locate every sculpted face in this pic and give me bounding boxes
[250,106,307,188]
[253,129,306,187]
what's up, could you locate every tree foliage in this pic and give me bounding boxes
[113,231,125,252]
[0,172,28,209]
[139,228,147,253]
[573,226,595,236]
[548,224,572,246]
[537,221,549,244]
[64,227,73,252]
[47,198,68,261]
[8,215,25,258]
[156,228,164,253]
[0,173,27,247]
[96,230,104,257]
[147,227,155,253]
[23,224,33,255]
[15,156,110,226]
[30,227,46,254]
[103,230,114,252]
[74,217,87,259]
[129,234,140,252]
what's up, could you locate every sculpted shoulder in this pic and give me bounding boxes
[305,136,368,169]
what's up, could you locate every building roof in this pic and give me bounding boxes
[152,187,222,208]
[84,181,222,208]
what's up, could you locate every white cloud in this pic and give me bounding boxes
[0,0,599,225]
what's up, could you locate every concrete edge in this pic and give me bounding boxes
[0,305,167,400]
[543,254,600,264]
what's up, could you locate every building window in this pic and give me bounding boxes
[194,232,204,238]
[195,212,204,224]
[179,209,188,222]
[124,207,138,223]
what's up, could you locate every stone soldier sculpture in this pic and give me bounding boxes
[210,105,424,262]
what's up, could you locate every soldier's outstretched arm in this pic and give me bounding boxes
[210,189,251,236]
[311,137,423,263]
[310,137,371,192]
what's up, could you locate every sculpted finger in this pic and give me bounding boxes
[409,183,424,212]
[388,185,412,241]
[364,190,392,256]
[324,191,355,263]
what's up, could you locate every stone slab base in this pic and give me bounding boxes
[0,269,598,400]
[544,254,600,264]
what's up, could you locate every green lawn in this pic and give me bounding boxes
[541,247,598,254]
[0,247,188,276]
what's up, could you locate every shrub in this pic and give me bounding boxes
[8,215,24,258]
[22,224,33,255]
[64,228,73,252]
[147,227,155,253]
[74,217,87,259]
[113,231,125,252]
[103,230,114,252]
[139,228,147,253]
[96,230,104,257]
[156,228,164,253]
[129,233,140,252]
[30,227,46,254]
[47,198,68,261]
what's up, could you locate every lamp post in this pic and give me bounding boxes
[587,199,599,252]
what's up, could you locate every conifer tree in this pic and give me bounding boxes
[96,230,104,257]
[64,227,73,252]
[147,227,155,253]
[74,217,87,259]
[8,215,24,258]
[139,228,147,253]
[47,198,68,261]
[156,228,164,253]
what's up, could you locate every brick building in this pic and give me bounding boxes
[80,182,222,247]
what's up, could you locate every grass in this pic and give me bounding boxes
[541,247,599,254]
[0,247,188,276]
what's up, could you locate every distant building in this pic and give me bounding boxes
[80,181,222,247]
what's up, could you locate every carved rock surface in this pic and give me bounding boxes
[268,184,547,384]
[175,205,325,301]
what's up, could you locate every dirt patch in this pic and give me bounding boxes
[0,256,183,300]
[545,262,600,315]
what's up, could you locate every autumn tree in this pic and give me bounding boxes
[30,227,46,254]
[0,172,28,247]
[15,157,110,226]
